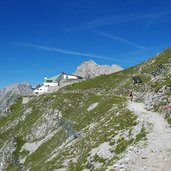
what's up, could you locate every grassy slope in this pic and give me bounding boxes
[64,47,171,93]
[24,93,137,171]
[1,47,171,170]
[3,92,137,171]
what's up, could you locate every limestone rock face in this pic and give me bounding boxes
[0,138,17,171]
[74,60,123,79]
[0,83,33,116]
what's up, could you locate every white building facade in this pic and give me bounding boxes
[34,72,83,95]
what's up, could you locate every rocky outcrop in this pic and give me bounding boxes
[135,85,171,123]
[0,108,33,134]
[74,60,123,79]
[0,83,33,117]
[0,138,17,171]
[27,109,61,141]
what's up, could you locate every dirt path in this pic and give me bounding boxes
[112,102,171,171]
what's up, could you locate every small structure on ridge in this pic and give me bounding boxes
[34,72,83,95]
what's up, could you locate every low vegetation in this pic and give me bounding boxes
[1,47,171,170]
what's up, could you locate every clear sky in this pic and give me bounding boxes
[0,0,171,89]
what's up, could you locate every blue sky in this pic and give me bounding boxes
[0,0,171,89]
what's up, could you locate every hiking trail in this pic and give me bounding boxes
[111,101,171,171]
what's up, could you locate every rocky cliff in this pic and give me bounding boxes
[74,60,123,79]
[0,83,33,117]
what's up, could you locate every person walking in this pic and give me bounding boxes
[129,91,133,101]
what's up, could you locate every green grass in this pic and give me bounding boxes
[0,97,23,129]
[2,47,171,170]
[115,138,134,154]
[24,129,67,171]
[134,127,146,144]
[63,47,171,95]
[6,136,26,171]
[46,98,137,170]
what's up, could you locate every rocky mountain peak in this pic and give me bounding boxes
[0,83,33,116]
[74,60,123,79]
[81,60,97,66]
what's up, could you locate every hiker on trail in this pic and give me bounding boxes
[129,91,133,101]
[167,105,171,113]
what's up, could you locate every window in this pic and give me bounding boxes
[46,80,52,82]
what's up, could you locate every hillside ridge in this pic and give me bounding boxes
[0,48,171,171]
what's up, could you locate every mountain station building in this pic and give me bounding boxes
[34,72,83,95]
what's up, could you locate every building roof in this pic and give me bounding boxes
[45,74,60,82]
[45,72,83,83]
